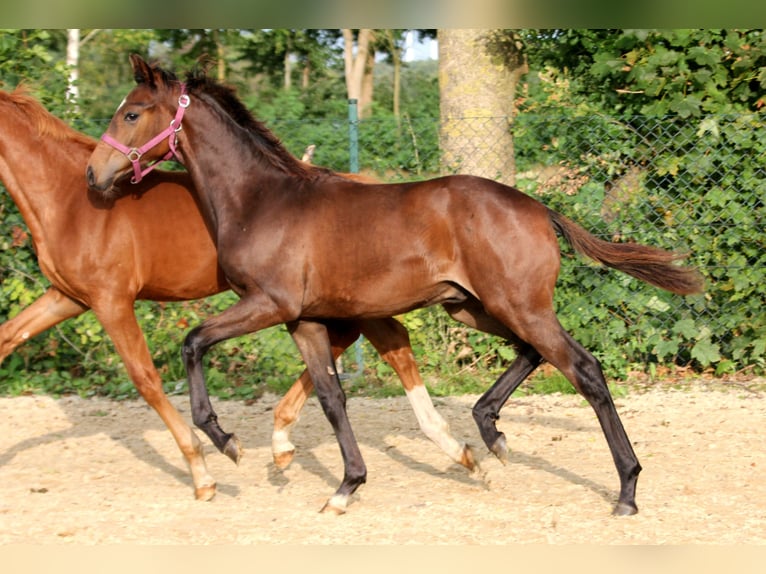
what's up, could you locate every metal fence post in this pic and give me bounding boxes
[348,98,359,173]
[347,98,364,380]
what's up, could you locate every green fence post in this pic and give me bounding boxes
[348,98,364,380]
[348,98,359,174]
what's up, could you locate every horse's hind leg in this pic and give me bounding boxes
[93,300,217,501]
[287,319,366,514]
[496,306,641,515]
[471,344,544,462]
[271,370,314,469]
[547,327,640,515]
[272,321,362,469]
[443,300,544,462]
[359,318,475,470]
[274,317,475,472]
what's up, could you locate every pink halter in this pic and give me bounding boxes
[100,84,190,184]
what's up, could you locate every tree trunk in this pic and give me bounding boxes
[438,29,527,185]
[360,47,375,118]
[343,29,374,118]
[301,60,310,90]
[385,30,402,120]
[284,49,292,90]
[213,29,226,82]
[66,29,79,110]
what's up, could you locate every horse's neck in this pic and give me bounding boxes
[179,105,277,225]
[0,112,91,236]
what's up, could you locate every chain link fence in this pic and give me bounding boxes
[268,109,765,381]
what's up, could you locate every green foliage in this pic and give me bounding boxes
[512,110,764,377]
[525,29,766,117]
[512,29,764,378]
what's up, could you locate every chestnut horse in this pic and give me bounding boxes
[0,86,473,501]
[86,56,703,515]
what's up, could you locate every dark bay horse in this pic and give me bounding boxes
[86,55,703,515]
[0,86,472,502]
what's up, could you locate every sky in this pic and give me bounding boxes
[402,31,438,62]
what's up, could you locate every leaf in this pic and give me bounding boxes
[673,318,699,339]
[645,295,671,312]
[696,117,720,140]
[497,346,517,362]
[670,94,702,118]
[691,339,721,366]
[654,338,680,358]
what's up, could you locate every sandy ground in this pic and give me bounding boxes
[0,382,764,545]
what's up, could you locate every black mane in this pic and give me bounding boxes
[183,68,317,180]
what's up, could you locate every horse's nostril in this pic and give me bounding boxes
[86,166,94,187]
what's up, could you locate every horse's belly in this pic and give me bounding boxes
[302,281,467,319]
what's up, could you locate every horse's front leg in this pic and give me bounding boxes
[287,319,366,515]
[183,296,289,465]
[272,321,362,469]
[94,298,217,501]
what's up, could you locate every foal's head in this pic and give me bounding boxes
[86,54,311,196]
[86,54,185,195]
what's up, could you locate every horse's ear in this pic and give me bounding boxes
[130,54,155,88]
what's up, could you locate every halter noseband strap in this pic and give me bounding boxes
[100,83,190,184]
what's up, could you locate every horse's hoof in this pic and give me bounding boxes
[194,483,217,502]
[273,449,295,470]
[319,493,348,515]
[319,502,346,516]
[612,501,638,516]
[223,434,242,465]
[460,445,478,472]
[490,434,508,464]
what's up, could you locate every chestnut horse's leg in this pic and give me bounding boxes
[0,287,87,363]
[357,318,476,470]
[91,299,216,501]
[286,319,366,514]
[272,317,475,471]
[271,369,317,468]
[272,322,361,469]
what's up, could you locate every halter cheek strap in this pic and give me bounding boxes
[100,83,190,184]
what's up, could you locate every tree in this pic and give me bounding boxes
[523,29,766,116]
[438,29,528,184]
[343,29,375,119]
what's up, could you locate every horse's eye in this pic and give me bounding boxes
[124,112,139,122]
